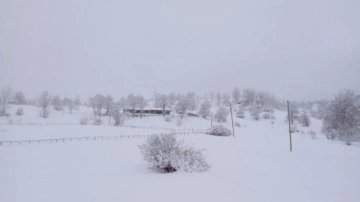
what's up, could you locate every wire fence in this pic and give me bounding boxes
[0,130,210,146]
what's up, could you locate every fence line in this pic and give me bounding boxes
[0,130,209,146]
[0,122,201,132]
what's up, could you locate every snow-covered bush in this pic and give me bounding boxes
[235,110,245,118]
[322,89,360,145]
[79,116,89,125]
[208,125,232,136]
[262,112,271,119]
[16,108,23,116]
[308,130,316,139]
[198,100,211,118]
[214,106,228,122]
[139,134,210,173]
[40,109,49,118]
[165,115,172,122]
[299,111,311,127]
[176,118,183,126]
[234,122,241,127]
[250,109,261,120]
[93,117,102,125]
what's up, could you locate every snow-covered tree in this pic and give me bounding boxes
[63,97,74,113]
[154,94,169,116]
[127,94,138,117]
[51,95,63,111]
[222,94,230,106]
[216,93,222,107]
[136,95,147,118]
[214,106,228,122]
[0,87,12,116]
[104,95,114,116]
[89,94,105,116]
[198,100,211,118]
[322,89,360,145]
[299,111,311,127]
[38,91,51,118]
[175,93,197,119]
[232,87,241,104]
[13,91,26,105]
[242,88,257,106]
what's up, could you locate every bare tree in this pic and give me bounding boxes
[0,87,12,116]
[216,93,222,107]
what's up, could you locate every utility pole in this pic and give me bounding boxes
[287,100,292,152]
[230,103,235,137]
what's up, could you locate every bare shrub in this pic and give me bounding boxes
[16,108,23,116]
[139,134,210,173]
[208,125,232,136]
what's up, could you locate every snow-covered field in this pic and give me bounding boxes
[1,105,359,202]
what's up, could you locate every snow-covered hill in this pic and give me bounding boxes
[0,105,359,202]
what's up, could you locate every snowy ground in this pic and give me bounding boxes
[1,105,360,202]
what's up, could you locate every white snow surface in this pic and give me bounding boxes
[0,105,359,202]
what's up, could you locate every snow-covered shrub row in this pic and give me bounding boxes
[208,125,232,136]
[139,134,210,173]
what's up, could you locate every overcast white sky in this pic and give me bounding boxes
[1,0,359,101]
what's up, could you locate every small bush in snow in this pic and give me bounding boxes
[40,109,49,118]
[208,125,232,136]
[93,117,102,125]
[16,108,23,116]
[300,111,311,127]
[262,112,271,119]
[235,110,245,118]
[139,134,210,173]
[79,116,89,125]
[234,122,241,127]
[165,115,172,122]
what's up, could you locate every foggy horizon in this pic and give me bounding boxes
[1,0,359,101]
